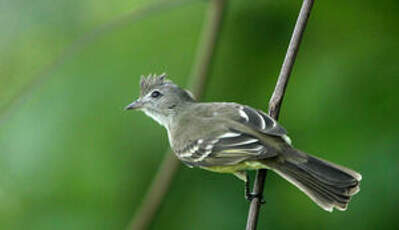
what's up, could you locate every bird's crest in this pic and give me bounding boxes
[139,73,169,96]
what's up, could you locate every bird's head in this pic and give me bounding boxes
[125,73,195,126]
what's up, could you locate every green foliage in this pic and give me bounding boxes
[1,0,398,229]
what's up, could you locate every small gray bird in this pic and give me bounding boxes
[125,73,362,212]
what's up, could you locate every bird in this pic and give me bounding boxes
[125,73,362,212]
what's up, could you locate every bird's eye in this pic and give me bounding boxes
[151,91,161,98]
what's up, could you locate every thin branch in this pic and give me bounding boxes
[126,150,178,230]
[245,0,314,229]
[0,0,198,126]
[127,1,228,229]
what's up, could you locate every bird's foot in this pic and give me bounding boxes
[245,192,266,204]
[244,173,266,204]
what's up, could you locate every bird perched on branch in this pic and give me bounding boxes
[125,73,362,212]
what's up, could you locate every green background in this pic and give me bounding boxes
[1,0,398,229]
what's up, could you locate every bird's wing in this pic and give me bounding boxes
[233,104,288,137]
[175,128,276,167]
[173,103,290,167]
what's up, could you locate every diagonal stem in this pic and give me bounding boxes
[127,1,228,229]
[245,0,315,229]
[0,0,197,126]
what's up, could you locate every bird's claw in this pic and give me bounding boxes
[245,192,266,204]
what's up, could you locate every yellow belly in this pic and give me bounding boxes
[201,161,269,174]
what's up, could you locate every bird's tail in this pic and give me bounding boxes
[264,148,362,212]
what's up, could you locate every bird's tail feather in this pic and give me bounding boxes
[265,148,362,212]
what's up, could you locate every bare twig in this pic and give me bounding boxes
[126,150,178,230]
[127,1,227,229]
[245,0,314,229]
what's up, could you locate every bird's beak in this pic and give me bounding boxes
[124,99,143,110]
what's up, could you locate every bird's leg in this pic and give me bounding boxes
[245,173,265,204]
[245,173,251,200]
[234,171,266,204]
